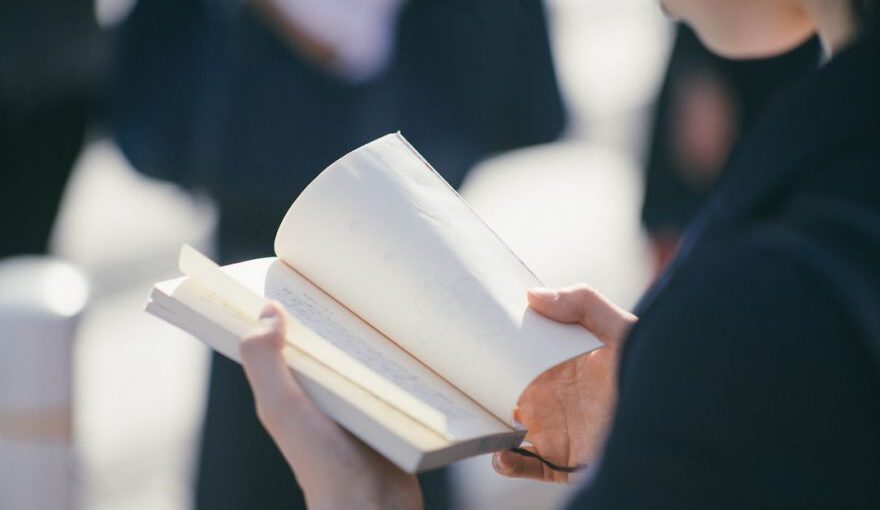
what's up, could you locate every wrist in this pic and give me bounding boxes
[305,480,421,510]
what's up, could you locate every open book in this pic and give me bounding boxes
[146,133,602,473]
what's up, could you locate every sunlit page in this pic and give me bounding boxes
[177,250,509,440]
[274,133,602,425]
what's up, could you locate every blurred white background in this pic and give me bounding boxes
[52,1,673,508]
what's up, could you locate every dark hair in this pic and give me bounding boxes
[851,0,880,32]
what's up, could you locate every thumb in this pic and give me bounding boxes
[527,285,636,345]
[240,303,312,430]
[240,303,344,471]
[492,448,553,482]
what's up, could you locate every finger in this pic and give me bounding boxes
[528,285,636,345]
[241,304,363,480]
[240,303,323,433]
[491,448,554,482]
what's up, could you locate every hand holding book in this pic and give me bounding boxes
[493,286,637,484]
[146,133,608,471]
[240,285,635,508]
[240,304,422,510]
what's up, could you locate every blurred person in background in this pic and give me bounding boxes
[0,1,104,259]
[641,25,820,276]
[231,0,880,508]
[110,0,565,508]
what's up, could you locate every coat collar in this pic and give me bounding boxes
[635,32,880,316]
[703,31,880,231]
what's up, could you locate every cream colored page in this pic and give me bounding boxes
[176,249,510,440]
[274,133,602,426]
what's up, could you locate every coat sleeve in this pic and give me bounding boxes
[567,236,880,509]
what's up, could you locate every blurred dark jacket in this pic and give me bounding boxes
[0,1,104,257]
[0,1,104,106]
[570,31,880,509]
[111,0,565,261]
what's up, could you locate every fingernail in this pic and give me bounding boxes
[260,305,280,327]
[528,287,558,299]
[491,453,504,472]
[492,452,511,474]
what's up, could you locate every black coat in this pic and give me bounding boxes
[569,32,880,508]
[641,25,820,235]
[111,0,565,261]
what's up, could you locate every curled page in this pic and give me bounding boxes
[275,133,602,425]
[176,247,507,440]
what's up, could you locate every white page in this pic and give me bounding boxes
[274,133,602,426]
[175,249,511,440]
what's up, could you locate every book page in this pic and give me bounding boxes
[274,133,602,426]
[146,284,466,473]
[175,248,512,441]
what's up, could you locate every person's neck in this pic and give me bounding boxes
[800,0,859,57]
